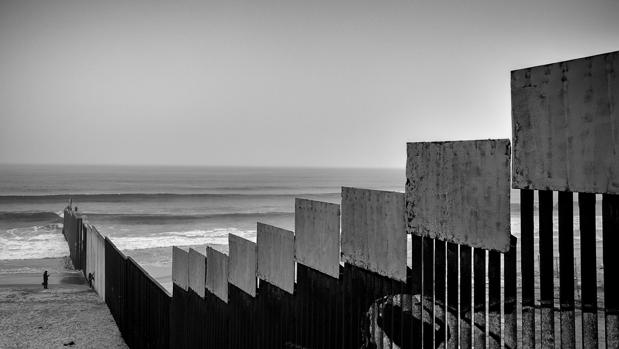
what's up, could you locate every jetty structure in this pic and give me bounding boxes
[62,51,618,348]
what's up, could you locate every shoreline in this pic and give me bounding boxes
[0,256,127,348]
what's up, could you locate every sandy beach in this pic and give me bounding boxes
[0,257,127,349]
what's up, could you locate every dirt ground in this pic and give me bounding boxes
[0,258,127,349]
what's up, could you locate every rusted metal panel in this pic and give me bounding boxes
[579,193,598,349]
[228,234,257,297]
[256,222,295,294]
[188,248,206,298]
[603,194,619,348]
[172,246,189,291]
[294,198,340,279]
[512,51,619,194]
[406,140,511,252]
[206,245,229,303]
[341,187,407,282]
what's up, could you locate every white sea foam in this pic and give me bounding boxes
[0,224,69,260]
[109,228,256,251]
[0,223,258,260]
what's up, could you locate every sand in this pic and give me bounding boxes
[0,257,127,349]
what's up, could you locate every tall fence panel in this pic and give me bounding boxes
[406,139,512,349]
[105,237,127,336]
[294,199,341,349]
[85,224,106,299]
[340,187,409,349]
[62,208,175,349]
[406,139,511,252]
[125,257,171,349]
[79,218,86,277]
[103,237,171,349]
[255,222,295,348]
[228,234,257,349]
[206,246,230,348]
[170,247,189,349]
[62,208,85,271]
[186,248,207,348]
[512,51,619,348]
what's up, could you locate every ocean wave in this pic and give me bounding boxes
[86,211,293,224]
[0,192,341,203]
[0,211,64,223]
[0,224,68,260]
[0,222,256,260]
[110,228,255,251]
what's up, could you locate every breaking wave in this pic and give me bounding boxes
[0,223,68,260]
[110,228,255,251]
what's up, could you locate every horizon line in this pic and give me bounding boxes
[0,162,405,170]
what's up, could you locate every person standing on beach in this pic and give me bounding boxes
[42,271,49,289]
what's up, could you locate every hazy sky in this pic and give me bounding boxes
[1,0,618,167]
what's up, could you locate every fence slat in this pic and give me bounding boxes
[104,238,127,336]
[411,235,423,348]
[579,192,598,349]
[228,284,256,348]
[539,190,555,349]
[296,264,338,349]
[435,240,447,347]
[170,284,188,349]
[559,191,576,349]
[488,250,501,349]
[603,194,619,348]
[460,245,472,349]
[422,237,434,348]
[520,189,536,348]
[504,236,517,349]
[341,264,351,349]
[473,248,486,348]
[447,242,459,348]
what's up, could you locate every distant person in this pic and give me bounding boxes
[42,271,49,289]
[88,272,94,288]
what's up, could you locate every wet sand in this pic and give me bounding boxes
[0,257,127,349]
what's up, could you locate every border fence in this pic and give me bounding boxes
[62,209,172,348]
[60,50,618,348]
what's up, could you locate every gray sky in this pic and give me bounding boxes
[1,0,618,168]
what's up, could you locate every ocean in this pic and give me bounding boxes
[0,164,404,289]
